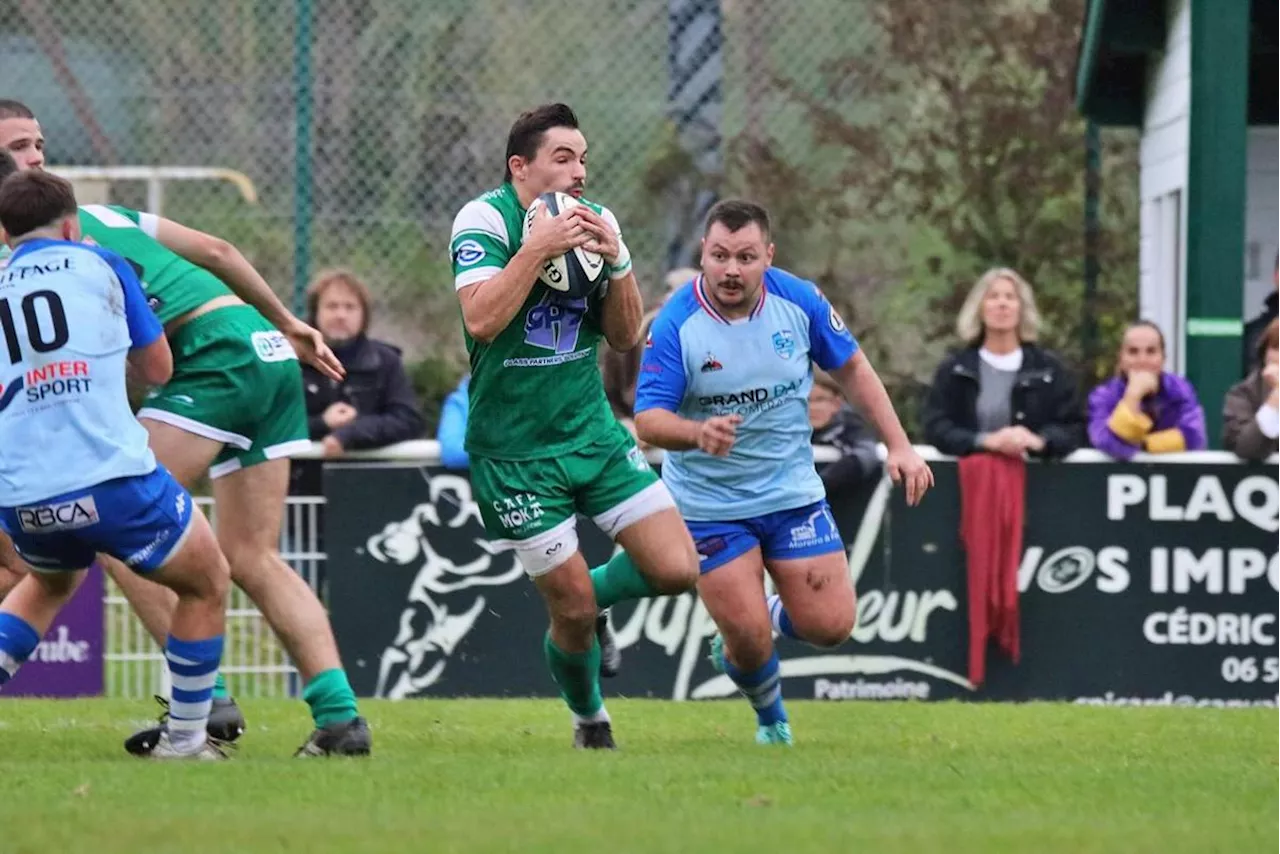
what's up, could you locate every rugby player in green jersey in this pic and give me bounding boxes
[0,100,369,757]
[449,104,699,748]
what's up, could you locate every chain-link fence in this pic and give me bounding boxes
[2,0,1134,428]
[2,0,870,348]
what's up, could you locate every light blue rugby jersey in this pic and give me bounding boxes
[0,238,163,506]
[635,267,858,521]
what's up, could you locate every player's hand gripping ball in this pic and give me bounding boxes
[521,191,607,299]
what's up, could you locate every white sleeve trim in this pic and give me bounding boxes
[599,205,623,238]
[450,200,508,248]
[137,212,160,238]
[1255,404,1280,439]
[455,267,502,290]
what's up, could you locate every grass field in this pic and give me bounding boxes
[0,699,1274,854]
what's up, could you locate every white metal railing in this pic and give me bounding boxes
[104,496,324,699]
[103,442,1276,698]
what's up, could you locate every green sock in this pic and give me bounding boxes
[212,672,229,700]
[543,633,603,717]
[302,668,359,728]
[589,550,659,610]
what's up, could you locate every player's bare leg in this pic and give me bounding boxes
[533,550,615,749]
[212,458,342,677]
[126,509,232,759]
[212,458,368,756]
[0,566,85,636]
[104,418,218,648]
[112,417,242,745]
[588,502,699,676]
[0,530,29,601]
[766,552,857,648]
[698,548,793,745]
[612,507,700,595]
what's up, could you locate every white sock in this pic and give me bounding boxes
[572,706,611,727]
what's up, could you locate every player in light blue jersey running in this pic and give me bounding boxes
[0,171,233,759]
[636,200,933,745]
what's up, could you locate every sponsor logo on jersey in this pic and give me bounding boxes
[626,446,650,473]
[0,378,22,413]
[829,305,847,333]
[0,257,73,285]
[700,353,723,373]
[454,240,485,267]
[17,496,100,534]
[698,387,768,407]
[251,331,297,363]
[772,329,796,360]
[2,361,93,411]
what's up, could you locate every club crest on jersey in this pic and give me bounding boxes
[454,240,485,267]
[700,353,723,373]
[772,329,796,360]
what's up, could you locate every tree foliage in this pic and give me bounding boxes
[713,0,1140,428]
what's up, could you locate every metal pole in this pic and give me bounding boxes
[1083,120,1101,376]
[292,0,314,317]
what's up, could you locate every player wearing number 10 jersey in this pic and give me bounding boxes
[0,99,368,757]
[0,171,231,759]
[449,103,698,749]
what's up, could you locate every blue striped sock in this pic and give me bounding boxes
[723,649,788,726]
[0,612,40,686]
[767,595,800,641]
[165,634,224,748]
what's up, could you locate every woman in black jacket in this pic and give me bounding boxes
[922,267,1084,459]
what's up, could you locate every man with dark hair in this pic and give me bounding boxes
[502,103,579,183]
[0,101,42,171]
[636,198,932,746]
[448,103,700,749]
[0,100,371,757]
[0,171,233,759]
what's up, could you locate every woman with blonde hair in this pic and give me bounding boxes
[922,268,1084,458]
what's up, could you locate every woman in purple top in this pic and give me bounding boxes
[1088,321,1207,460]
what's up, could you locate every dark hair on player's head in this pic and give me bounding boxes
[704,199,771,241]
[0,150,18,185]
[504,103,579,182]
[0,100,36,122]
[0,170,77,238]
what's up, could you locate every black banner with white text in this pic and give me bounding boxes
[325,459,1278,706]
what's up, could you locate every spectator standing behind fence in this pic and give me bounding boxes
[1223,318,1280,461]
[922,268,1084,458]
[303,269,425,455]
[809,370,882,500]
[1087,321,1206,460]
[290,270,426,497]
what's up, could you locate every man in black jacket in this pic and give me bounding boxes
[809,371,882,500]
[292,270,425,494]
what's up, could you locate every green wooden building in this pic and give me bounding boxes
[1076,0,1277,444]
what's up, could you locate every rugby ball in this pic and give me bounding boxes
[521,191,607,299]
